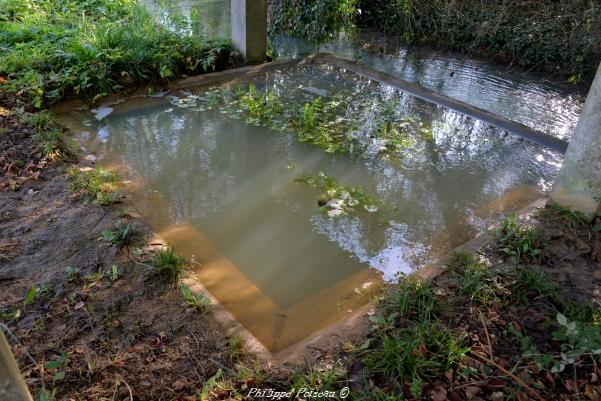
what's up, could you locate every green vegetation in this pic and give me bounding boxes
[180,284,211,313]
[238,84,282,123]
[361,279,469,397]
[271,0,358,45]
[152,246,187,279]
[545,202,587,231]
[271,0,600,84]
[0,0,233,108]
[18,110,70,158]
[67,166,120,204]
[295,171,380,217]
[496,212,544,263]
[172,84,429,156]
[447,251,499,306]
[99,220,137,247]
[357,0,601,84]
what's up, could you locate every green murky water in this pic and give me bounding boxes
[77,63,561,349]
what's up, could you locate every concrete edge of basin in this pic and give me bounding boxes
[146,234,275,362]
[311,53,569,154]
[270,197,548,366]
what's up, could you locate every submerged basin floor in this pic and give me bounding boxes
[69,60,562,351]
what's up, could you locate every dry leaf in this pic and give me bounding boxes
[585,384,600,401]
[465,386,481,399]
[430,386,447,401]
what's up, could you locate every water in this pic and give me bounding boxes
[140,0,584,141]
[74,62,562,350]
[141,0,230,39]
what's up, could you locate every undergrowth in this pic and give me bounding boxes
[0,0,233,107]
[356,0,601,84]
[67,166,120,204]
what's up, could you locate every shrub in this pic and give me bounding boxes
[0,0,233,107]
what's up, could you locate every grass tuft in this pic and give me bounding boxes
[180,284,211,313]
[496,213,544,263]
[152,246,187,279]
[67,166,120,204]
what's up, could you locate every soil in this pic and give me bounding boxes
[422,207,601,400]
[0,99,241,400]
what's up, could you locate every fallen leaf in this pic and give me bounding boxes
[490,391,504,401]
[465,386,481,399]
[585,384,600,401]
[430,386,447,401]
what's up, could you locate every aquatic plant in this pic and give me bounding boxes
[239,84,282,123]
[171,83,431,157]
[295,171,380,217]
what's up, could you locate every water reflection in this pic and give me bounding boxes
[88,64,561,292]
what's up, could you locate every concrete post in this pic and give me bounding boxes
[231,0,267,63]
[550,62,601,218]
[0,330,33,401]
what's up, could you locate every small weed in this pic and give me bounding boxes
[180,284,210,313]
[99,221,137,247]
[509,313,601,374]
[0,210,13,223]
[379,278,438,322]
[33,129,64,158]
[65,266,80,282]
[497,213,544,263]
[152,246,186,279]
[109,264,119,282]
[510,266,559,304]
[67,167,120,204]
[23,286,38,305]
[363,320,468,396]
[228,336,245,359]
[545,203,587,230]
[291,362,347,393]
[118,208,132,219]
[448,251,498,306]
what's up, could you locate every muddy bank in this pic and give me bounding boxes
[0,109,243,400]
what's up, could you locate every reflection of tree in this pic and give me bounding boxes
[91,61,561,281]
[141,0,230,39]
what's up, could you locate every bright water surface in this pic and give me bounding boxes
[141,0,585,141]
[79,62,563,350]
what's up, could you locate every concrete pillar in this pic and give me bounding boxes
[0,330,33,401]
[231,0,267,63]
[550,62,601,218]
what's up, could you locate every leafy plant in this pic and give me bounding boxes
[67,166,120,204]
[272,0,358,46]
[152,246,186,279]
[0,0,234,107]
[497,213,544,263]
[295,171,381,217]
[99,221,137,247]
[180,284,210,313]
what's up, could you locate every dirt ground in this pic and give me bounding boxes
[0,102,245,401]
[426,208,601,401]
